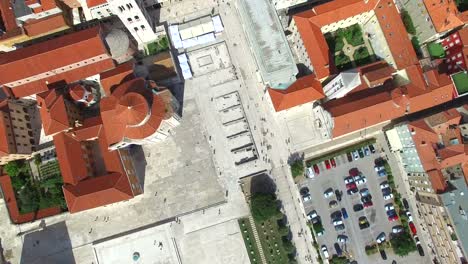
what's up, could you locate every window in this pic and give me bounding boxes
[134,27,138,31]
[141,25,145,30]
[134,15,139,20]
[127,17,133,22]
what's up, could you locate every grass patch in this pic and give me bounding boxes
[427,42,445,59]
[337,24,364,47]
[456,0,468,12]
[146,36,169,56]
[335,52,352,70]
[401,10,416,35]
[353,46,373,66]
[330,256,349,264]
[325,33,345,53]
[239,218,262,264]
[306,139,376,167]
[452,72,468,96]
[6,160,66,214]
[308,223,323,264]
[290,160,304,178]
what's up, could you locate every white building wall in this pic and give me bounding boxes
[89,3,114,19]
[321,11,373,33]
[107,0,157,45]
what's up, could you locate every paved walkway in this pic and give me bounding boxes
[248,216,267,264]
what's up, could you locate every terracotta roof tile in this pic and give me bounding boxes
[100,60,135,95]
[0,0,18,32]
[86,0,107,8]
[37,90,72,135]
[53,132,88,185]
[268,74,324,111]
[423,0,464,33]
[63,172,133,213]
[71,116,103,141]
[23,13,68,37]
[427,169,446,193]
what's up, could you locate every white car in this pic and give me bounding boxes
[307,210,318,220]
[306,167,315,179]
[380,182,390,189]
[356,177,367,186]
[337,235,348,243]
[385,204,395,212]
[406,211,414,222]
[392,226,404,234]
[321,245,329,259]
[324,189,334,198]
[376,232,386,243]
[353,175,361,182]
[374,165,385,172]
[383,193,394,200]
[317,230,324,237]
[353,150,359,160]
[344,176,354,184]
[333,220,343,226]
[303,194,312,202]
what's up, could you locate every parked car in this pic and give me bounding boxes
[334,243,343,256]
[353,203,364,212]
[376,232,386,243]
[363,200,373,208]
[337,235,348,243]
[341,208,348,219]
[402,198,410,210]
[352,175,361,182]
[333,220,343,226]
[374,165,385,172]
[329,200,338,208]
[346,152,353,162]
[406,211,414,222]
[417,244,425,256]
[344,176,354,184]
[325,160,331,170]
[330,158,336,168]
[349,168,360,177]
[313,164,320,175]
[300,187,310,196]
[388,213,399,222]
[359,188,370,197]
[377,170,387,177]
[359,216,370,229]
[385,203,395,213]
[364,146,371,156]
[331,210,342,221]
[347,187,359,195]
[307,210,318,220]
[335,224,345,231]
[306,167,315,179]
[355,176,367,186]
[352,150,359,160]
[358,148,364,158]
[346,182,357,190]
[369,144,376,153]
[380,182,390,189]
[335,189,343,202]
[379,249,388,260]
[321,245,329,259]
[383,193,394,201]
[392,225,404,234]
[324,188,334,198]
[409,222,417,235]
[303,194,312,202]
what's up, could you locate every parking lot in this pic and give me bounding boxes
[299,145,402,263]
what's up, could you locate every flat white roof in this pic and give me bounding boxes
[93,223,180,264]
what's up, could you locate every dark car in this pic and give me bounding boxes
[359,216,370,229]
[335,189,343,202]
[347,187,359,195]
[346,152,353,162]
[334,243,343,256]
[369,144,376,153]
[341,208,348,219]
[380,249,387,260]
[331,210,342,221]
[300,187,310,196]
[417,244,425,256]
[358,148,364,158]
[349,168,360,177]
[402,198,410,210]
[353,203,364,212]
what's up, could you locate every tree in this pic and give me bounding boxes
[250,193,279,222]
[330,256,349,264]
[4,161,21,177]
[290,160,304,178]
[282,239,295,253]
[390,232,417,256]
[17,186,39,214]
[401,11,416,35]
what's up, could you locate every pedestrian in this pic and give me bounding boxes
[89,228,93,234]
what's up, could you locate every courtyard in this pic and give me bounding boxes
[325,24,376,71]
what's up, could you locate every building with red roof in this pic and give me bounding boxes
[100,77,180,150]
[440,27,468,74]
[423,0,465,34]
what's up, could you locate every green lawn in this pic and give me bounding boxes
[255,216,291,264]
[353,46,373,66]
[335,52,352,70]
[337,24,364,47]
[401,10,416,35]
[146,36,169,56]
[325,33,345,53]
[239,219,262,264]
[452,72,468,96]
[427,42,445,58]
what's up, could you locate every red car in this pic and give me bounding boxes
[325,160,331,170]
[349,168,359,177]
[313,164,320,175]
[388,214,399,222]
[409,222,417,235]
[346,182,357,190]
[330,158,336,168]
[363,200,373,208]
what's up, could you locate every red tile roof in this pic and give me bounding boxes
[23,13,68,37]
[268,74,324,111]
[36,90,73,135]
[0,0,18,32]
[63,172,133,213]
[87,0,107,8]
[423,0,464,33]
[71,116,103,141]
[427,170,446,193]
[53,132,89,185]
[100,78,169,147]
[100,60,135,95]
[0,26,115,98]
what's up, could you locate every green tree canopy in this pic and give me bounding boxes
[390,232,417,256]
[290,160,304,178]
[250,193,279,222]
[4,161,21,177]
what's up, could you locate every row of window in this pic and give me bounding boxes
[117,3,134,12]
[127,15,140,22]
[134,25,146,31]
